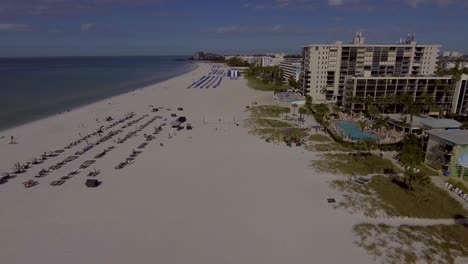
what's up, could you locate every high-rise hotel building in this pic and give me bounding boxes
[301,33,440,104]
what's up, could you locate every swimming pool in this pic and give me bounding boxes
[335,120,378,141]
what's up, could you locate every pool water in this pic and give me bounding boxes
[335,121,378,140]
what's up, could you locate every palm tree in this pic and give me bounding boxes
[332,104,340,117]
[373,116,390,134]
[357,119,368,132]
[364,95,375,111]
[292,103,298,116]
[367,105,380,121]
[284,107,291,120]
[305,95,313,109]
[298,107,307,123]
[399,116,410,135]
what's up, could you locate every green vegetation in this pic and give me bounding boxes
[225,57,250,67]
[244,107,307,140]
[246,105,290,118]
[307,134,332,142]
[244,74,289,91]
[312,153,398,176]
[354,223,468,264]
[250,127,308,140]
[399,134,430,190]
[244,66,289,92]
[246,118,294,128]
[331,180,395,217]
[333,175,467,218]
[447,178,468,194]
[305,143,351,152]
[368,175,467,219]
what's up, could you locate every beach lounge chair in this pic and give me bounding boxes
[87,170,100,177]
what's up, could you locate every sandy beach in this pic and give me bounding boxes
[0,63,373,264]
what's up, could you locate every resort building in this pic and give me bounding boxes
[301,33,440,103]
[384,114,462,134]
[343,76,455,113]
[279,58,302,83]
[453,74,468,116]
[424,129,468,178]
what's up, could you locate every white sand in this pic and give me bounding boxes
[0,63,372,264]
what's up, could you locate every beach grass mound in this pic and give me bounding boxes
[250,127,308,140]
[312,153,398,175]
[305,142,351,152]
[332,175,467,219]
[244,75,289,92]
[368,176,467,219]
[331,180,395,217]
[308,134,332,142]
[354,223,468,264]
[247,105,290,118]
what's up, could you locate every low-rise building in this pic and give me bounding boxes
[261,53,285,67]
[384,114,462,133]
[424,129,468,178]
[279,58,302,83]
[343,76,455,114]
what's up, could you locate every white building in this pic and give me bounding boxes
[442,61,468,71]
[261,53,285,67]
[301,33,440,103]
[279,58,302,83]
[442,51,464,58]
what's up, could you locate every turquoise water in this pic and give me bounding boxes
[335,121,377,140]
[0,56,194,131]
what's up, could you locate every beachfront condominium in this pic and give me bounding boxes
[453,74,468,116]
[279,58,303,83]
[343,76,455,114]
[301,33,440,103]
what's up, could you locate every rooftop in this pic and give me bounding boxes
[384,114,462,130]
[420,119,462,129]
[427,129,468,145]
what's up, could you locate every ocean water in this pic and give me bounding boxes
[0,56,194,131]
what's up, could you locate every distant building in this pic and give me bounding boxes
[279,58,302,83]
[301,33,440,103]
[191,51,224,61]
[442,51,463,58]
[453,74,468,116]
[441,61,468,71]
[424,129,468,178]
[343,76,455,114]
[261,53,285,67]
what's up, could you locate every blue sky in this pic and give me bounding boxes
[0,0,466,57]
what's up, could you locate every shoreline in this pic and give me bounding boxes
[0,63,373,264]
[0,62,199,134]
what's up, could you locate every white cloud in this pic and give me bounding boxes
[80,23,95,32]
[0,23,28,32]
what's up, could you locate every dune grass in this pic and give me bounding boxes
[308,134,332,142]
[305,143,351,152]
[246,105,290,118]
[368,175,467,219]
[312,153,398,176]
[354,223,468,264]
